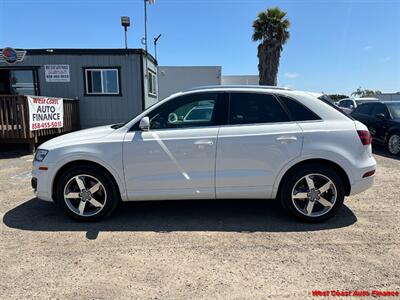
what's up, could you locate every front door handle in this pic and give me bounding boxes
[276,136,298,144]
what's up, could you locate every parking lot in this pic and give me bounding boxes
[0,147,399,299]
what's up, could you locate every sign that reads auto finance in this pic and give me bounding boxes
[44,65,70,82]
[28,96,64,131]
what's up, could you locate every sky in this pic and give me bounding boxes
[1,0,399,95]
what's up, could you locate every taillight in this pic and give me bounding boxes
[357,130,372,145]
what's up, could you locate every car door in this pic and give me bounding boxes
[351,103,374,126]
[123,92,227,200]
[369,103,390,144]
[215,92,303,199]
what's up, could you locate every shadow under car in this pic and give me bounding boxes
[3,198,357,239]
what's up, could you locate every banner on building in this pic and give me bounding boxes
[28,96,64,131]
[44,65,70,82]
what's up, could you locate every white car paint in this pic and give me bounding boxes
[216,122,303,199]
[33,87,376,208]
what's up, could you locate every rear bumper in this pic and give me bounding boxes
[349,175,375,196]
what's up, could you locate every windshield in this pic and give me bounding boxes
[387,103,400,119]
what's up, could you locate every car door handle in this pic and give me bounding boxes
[194,140,214,146]
[276,136,298,144]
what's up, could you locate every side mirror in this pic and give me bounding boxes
[139,116,150,131]
[376,113,386,120]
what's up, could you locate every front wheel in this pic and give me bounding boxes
[55,165,119,221]
[280,164,345,222]
[387,133,400,156]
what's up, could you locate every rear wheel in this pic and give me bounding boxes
[280,164,345,222]
[56,165,119,221]
[387,133,400,156]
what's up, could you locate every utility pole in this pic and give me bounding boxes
[154,34,162,61]
[143,0,155,79]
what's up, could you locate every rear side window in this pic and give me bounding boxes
[229,93,290,125]
[279,96,321,121]
[356,103,374,115]
[371,103,389,118]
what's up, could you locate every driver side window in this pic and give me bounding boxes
[149,93,219,130]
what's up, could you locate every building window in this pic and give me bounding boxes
[84,68,120,95]
[148,69,157,96]
[0,69,39,95]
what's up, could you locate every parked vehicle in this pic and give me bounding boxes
[351,101,400,155]
[336,97,378,114]
[32,86,376,222]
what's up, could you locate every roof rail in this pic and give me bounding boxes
[184,85,291,92]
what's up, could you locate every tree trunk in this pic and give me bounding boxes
[257,43,281,86]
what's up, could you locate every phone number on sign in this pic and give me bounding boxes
[31,122,63,130]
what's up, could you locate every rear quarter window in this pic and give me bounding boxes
[278,96,321,121]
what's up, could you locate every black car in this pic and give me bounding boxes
[351,101,400,155]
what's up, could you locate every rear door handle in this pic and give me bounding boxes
[276,136,298,144]
[194,140,214,146]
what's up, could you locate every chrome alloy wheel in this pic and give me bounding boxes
[291,173,337,217]
[63,174,107,217]
[388,134,400,155]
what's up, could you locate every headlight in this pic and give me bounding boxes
[34,149,49,162]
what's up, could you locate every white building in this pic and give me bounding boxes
[221,75,259,85]
[373,92,400,101]
[157,66,261,100]
[157,66,221,100]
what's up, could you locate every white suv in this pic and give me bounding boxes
[32,86,376,222]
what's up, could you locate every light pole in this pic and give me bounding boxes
[154,34,162,61]
[143,0,155,78]
[121,16,130,50]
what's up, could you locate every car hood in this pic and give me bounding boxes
[39,125,117,150]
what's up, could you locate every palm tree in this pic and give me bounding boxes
[252,7,290,86]
[351,87,382,98]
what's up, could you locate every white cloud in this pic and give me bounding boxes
[284,72,299,79]
[381,56,392,62]
[363,45,373,51]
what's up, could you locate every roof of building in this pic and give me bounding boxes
[357,100,400,104]
[18,48,157,64]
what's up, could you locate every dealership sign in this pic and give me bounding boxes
[45,65,70,82]
[0,47,26,64]
[28,96,64,131]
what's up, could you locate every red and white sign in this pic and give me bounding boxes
[27,96,64,131]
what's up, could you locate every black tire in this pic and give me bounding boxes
[279,163,345,223]
[387,132,400,156]
[55,165,120,221]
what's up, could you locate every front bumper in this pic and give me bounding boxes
[31,177,37,191]
[32,161,54,202]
